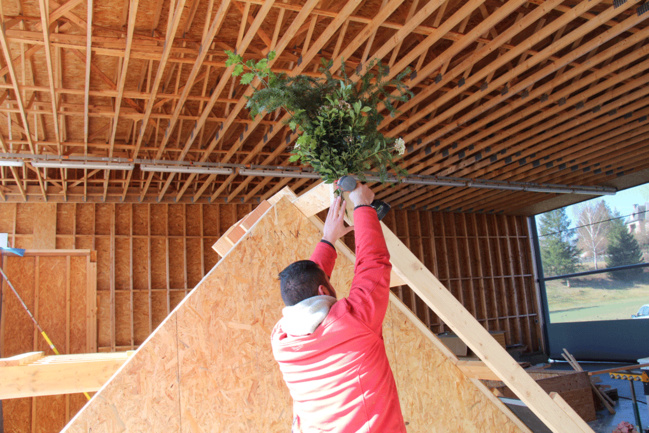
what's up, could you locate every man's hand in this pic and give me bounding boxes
[322,195,354,245]
[349,183,374,207]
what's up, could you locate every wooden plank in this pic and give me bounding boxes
[0,353,129,399]
[107,0,139,157]
[0,351,45,367]
[457,359,502,381]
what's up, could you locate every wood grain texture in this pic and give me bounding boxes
[0,251,96,433]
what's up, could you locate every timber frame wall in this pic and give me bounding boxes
[0,202,542,354]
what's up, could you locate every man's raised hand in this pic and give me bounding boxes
[322,195,354,245]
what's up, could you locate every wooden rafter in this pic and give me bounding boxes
[0,1,646,211]
[38,0,62,152]
[107,0,139,157]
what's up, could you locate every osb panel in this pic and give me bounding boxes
[132,204,149,236]
[151,291,168,329]
[115,204,131,237]
[97,291,112,348]
[0,203,16,233]
[114,238,131,290]
[75,204,94,235]
[15,203,36,234]
[150,238,167,290]
[168,204,185,236]
[150,204,167,236]
[34,395,66,433]
[168,238,185,289]
[94,204,113,236]
[62,197,522,432]
[56,204,75,235]
[115,291,132,347]
[384,303,521,432]
[36,257,67,353]
[95,237,111,291]
[186,238,203,288]
[133,291,151,345]
[32,204,57,249]
[202,205,220,236]
[69,256,89,354]
[185,204,201,236]
[203,237,220,271]
[132,237,149,291]
[64,313,181,433]
[56,235,75,249]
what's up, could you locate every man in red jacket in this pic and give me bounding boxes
[271,183,406,433]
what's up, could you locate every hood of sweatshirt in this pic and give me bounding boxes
[279,295,337,336]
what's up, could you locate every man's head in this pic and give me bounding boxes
[278,260,336,306]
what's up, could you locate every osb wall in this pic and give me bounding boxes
[62,197,525,433]
[0,203,542,354]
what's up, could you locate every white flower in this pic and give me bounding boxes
[394,138,406,155]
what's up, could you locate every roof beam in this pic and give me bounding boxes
[38,0,62,153]
[120,0,187,199]
[397,16,649,184]
[107,0,138,157]
[173,0,325,202]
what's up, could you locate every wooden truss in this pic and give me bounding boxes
[60,184,593,432]
[0,1,646,213]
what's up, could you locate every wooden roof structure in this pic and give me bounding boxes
[0,0,648,214]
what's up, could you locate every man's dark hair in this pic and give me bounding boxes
[279,260,329,306]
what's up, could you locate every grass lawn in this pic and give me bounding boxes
[546,273,649,323]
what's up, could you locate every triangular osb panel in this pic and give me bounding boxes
[63,197,523,432]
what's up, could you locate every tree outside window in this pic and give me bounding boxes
[574,200,613,270]
[537,208,581,281]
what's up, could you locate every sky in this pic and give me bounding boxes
[569,182,649,229]
[599,183,649,216]
[536,181,649,231]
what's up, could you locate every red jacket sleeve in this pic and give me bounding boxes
[347,206,391,334]
[310,240,337,277]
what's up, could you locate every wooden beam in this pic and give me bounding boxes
[38,0,62,153]
[176,0,323,201]
[0,352,130,399]
[120,0,187,200]
[0,25,36,154]
[379,37,649,208]
[380,0,560,133]
[107,0,139,157]
[143,0,266,201]
[134,0,231,160]
[396,0,636,153]
[398,10,649,173]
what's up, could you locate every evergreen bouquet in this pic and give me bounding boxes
[226,51,412,185]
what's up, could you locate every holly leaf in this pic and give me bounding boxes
[233,64,244,76]
[240,73,255,85]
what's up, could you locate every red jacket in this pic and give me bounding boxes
[271,207,406,432]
